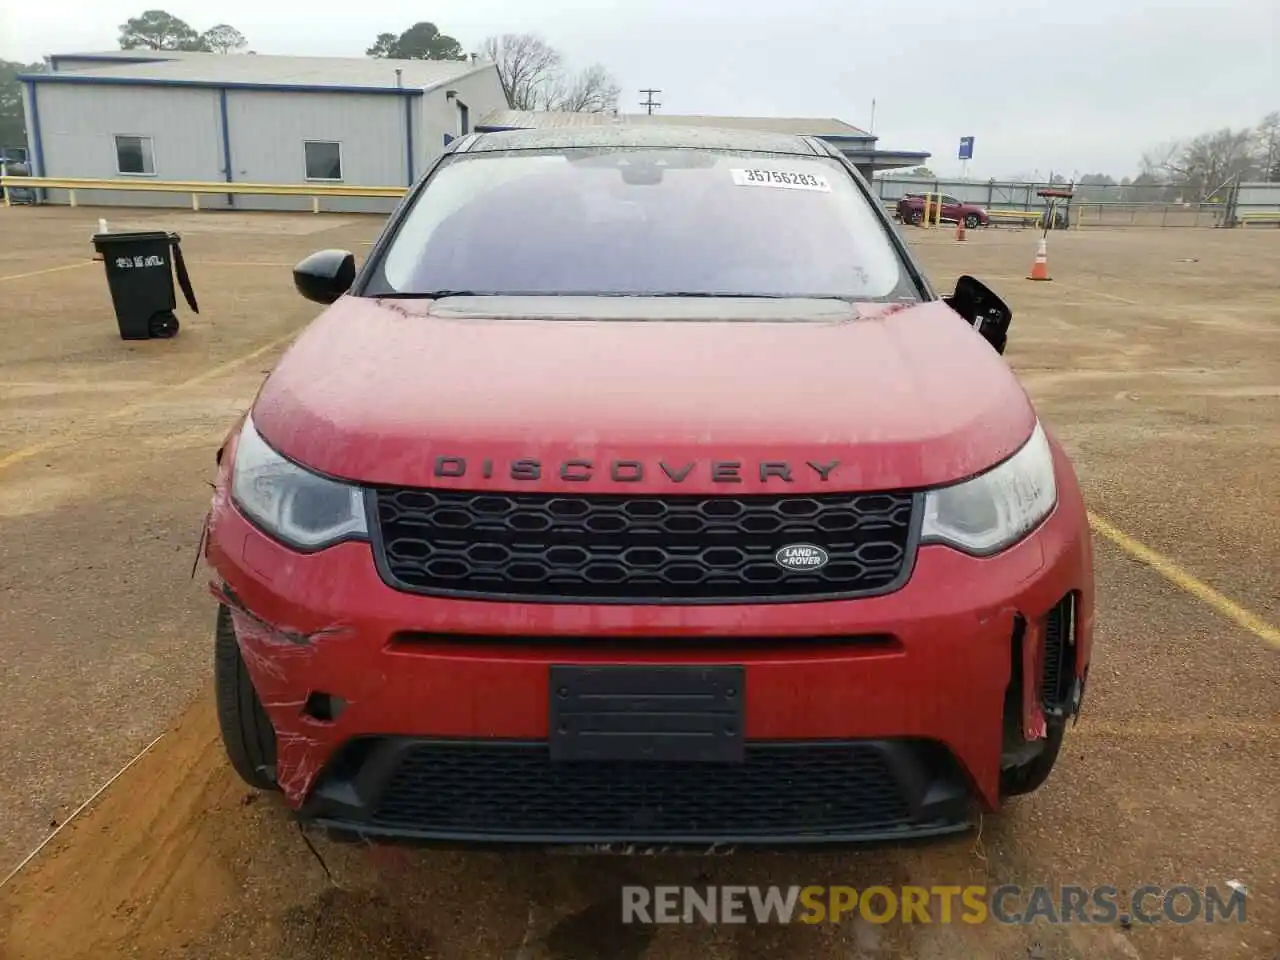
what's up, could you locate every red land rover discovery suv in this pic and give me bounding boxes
[205,126,1094,848]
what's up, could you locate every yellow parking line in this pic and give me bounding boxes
[977,276,1141,306]
[0,437,65,472]
[189,261,296,267]
[1056,282,1140,306]
[0,331,295,473]
[0,261,93,283]
[1089,511,1279,648]
[105,331,295,421]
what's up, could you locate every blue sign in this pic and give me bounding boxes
[958,136,975,160]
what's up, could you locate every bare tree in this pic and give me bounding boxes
[1256,111,1280,182]
[1142,129,1257,200]
[546,64,621,114]
[482,34,562,110]
[482,33,620,113]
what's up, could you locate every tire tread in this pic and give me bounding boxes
[214,603,278,791]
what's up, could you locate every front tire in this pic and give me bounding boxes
[214,603,279,791]
[964,213,981,229]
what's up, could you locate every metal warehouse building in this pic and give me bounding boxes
[474,109,929,182]
[19,50,508,212]
[19,50,928,211]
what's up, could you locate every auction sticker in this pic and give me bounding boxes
[731,168,831,192]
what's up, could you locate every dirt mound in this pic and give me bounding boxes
[0,692,654,960]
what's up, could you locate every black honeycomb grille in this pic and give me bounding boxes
[1041,593,1076,710]
[370,742,913,837]
[373,487,918,602]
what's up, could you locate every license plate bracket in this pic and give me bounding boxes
[549,665,745,764]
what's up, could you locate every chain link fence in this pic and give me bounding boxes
[872,176,1280,228]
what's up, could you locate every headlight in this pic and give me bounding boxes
[920,422,1057,555]
[231,415,368,550]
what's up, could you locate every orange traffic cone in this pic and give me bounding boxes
[1027,237,1051,281]
[955,215,966,242]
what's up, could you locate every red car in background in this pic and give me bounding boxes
[897,193,990,228]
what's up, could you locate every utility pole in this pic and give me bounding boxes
[640,89,662,115]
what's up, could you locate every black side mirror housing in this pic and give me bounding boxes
[293,249,356,305]
[943,275,1013,354]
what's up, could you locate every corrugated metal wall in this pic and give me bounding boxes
[225,89,406,214]
[1236,182,1280,213]
[19,66,507,213]
[33,83,227,208]
[419,66,508,173]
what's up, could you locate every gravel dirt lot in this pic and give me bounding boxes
[0,207,1276,960]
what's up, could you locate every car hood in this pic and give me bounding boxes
[251,295,1036,494]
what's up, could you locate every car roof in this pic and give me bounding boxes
[468,124,824,157]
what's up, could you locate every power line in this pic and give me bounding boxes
[639,89,662,115]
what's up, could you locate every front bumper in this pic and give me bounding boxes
[206,458,1093,845]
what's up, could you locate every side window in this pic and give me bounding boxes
[942,195,960,206]
[304,140,343,182]
[115,135,156,176]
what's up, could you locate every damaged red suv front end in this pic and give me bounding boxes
[204,127,1094,848]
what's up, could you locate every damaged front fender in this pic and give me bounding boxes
[213,581,356,803]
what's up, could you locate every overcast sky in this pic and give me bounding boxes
[3,0,1277,177]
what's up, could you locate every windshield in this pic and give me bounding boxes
[367,147,918,302]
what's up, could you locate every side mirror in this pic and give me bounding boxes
[293,249,356,305]
[944,275,1013,354]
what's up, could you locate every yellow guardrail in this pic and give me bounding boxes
[986,210,1043,222]
[1,176,407,213]
[1239,211,1280,227]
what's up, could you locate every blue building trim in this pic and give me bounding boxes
[24,80,45,202]
[18,72,424,97]
[22,81,45,202]
[219,88,235,207]
[404,97,415,185]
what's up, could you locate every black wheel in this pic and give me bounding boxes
[149,310,179,338]
[908,209,924,226]
[1000,719,1066,798]
[214,603,279,790]
[964,213,981,229]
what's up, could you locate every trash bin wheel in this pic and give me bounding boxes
[149,311,180,338]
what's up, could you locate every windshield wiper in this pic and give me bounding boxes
[371,291,863,301]
[644,292,855,301]
[373,290,483,300]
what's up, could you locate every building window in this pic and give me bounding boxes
[304,140,343,181]
[115,135,156,176]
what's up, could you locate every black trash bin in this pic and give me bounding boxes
[91,231,199,340]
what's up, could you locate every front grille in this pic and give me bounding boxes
[369,742,915,838]
[372,488,917,602]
